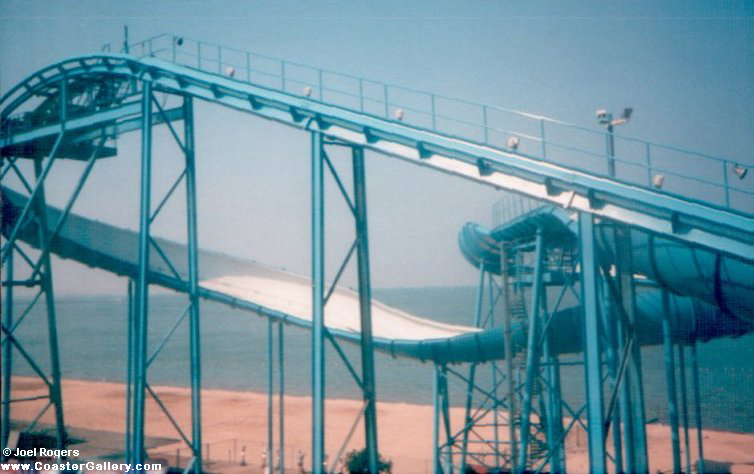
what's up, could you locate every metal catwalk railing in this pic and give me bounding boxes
[102,33,754,215]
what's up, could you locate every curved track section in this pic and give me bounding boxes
[459,204,754,335]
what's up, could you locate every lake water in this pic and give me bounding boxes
[8,287,754,433]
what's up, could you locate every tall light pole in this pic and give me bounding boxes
[597,107,633,177]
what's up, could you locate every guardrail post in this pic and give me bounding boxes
[359,79,364,112]
[540,118,547,160]
[482,106,489,144]
[383,84,389,118]
[430,94,436,131]
[645,143,652,187]
[246,52,251,82]
[723,160,730,207]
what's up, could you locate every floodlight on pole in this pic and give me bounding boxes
[597,107,633,177]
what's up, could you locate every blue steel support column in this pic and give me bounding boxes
[1,249,12,458]
[661,290,681,472]
[278,322,285,474]
[542,296,563,474]
[440,366,453,473]
[126,279,134,462]
[579,212,607,472]
[677,346,692,474]
[33,158,67,449]
[133,80,153,466]
[460,265,485,473]
[601,277,623,473]
[268,319,274,473]
[183,95,203,474]
[311,130,326,474]
[690,343,704,473]
[433,366,441,474]
[517,227,545,473]
[615,225,648,472]
[617,314,635,472]
[500,243,518,468]
[352,146,379,474]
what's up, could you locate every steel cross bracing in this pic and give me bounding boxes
[1,35,749,474]
[0,78,204,472]
[433,229,590,474]
[1,52,753,262]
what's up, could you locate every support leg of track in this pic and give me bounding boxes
[352,146,379,474]
[433,365,441,474]
[690,342,704,473]
[184,95,203,474]
[440,366,453,474]
[661,290,681,472]
[601,277,623,473]
[500,243,518,468]
[542,294,563,474]
[278,321,285,474]
[133,80,153,466]
[517,227,544,473]
[460,266,485,472]
[579,212,607,472]
[126,279,134,462]
[311,130,326,474]
[617,311,635,472]
[1,249,13,459]
[268,319,274,474]
[678,345,692,474]
[615,225,648,473]
[33,158,67,449]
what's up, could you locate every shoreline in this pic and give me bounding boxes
[8,376,754,473]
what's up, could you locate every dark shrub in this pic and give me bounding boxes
[344,448,392,473]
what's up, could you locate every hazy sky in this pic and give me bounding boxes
[1,1,752,294]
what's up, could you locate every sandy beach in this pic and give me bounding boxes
[7,376,754,473]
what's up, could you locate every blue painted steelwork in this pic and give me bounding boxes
[2,55,752,260]
[690,343,705,473]
[352,145,380,474]
[125,279,134,461]
[268,318,274,473]
[109,34,753,219]
[615,225,649,472]
[459,266,485,473]
[517,227,545,472]
[311,130,326,474]
[1,249,13,459]
[132,80,153,466]
[661,290,682,472]
[2,36,753,474]
[578,212,607,472]
[183,95,203,474]
[278,321,285,474]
